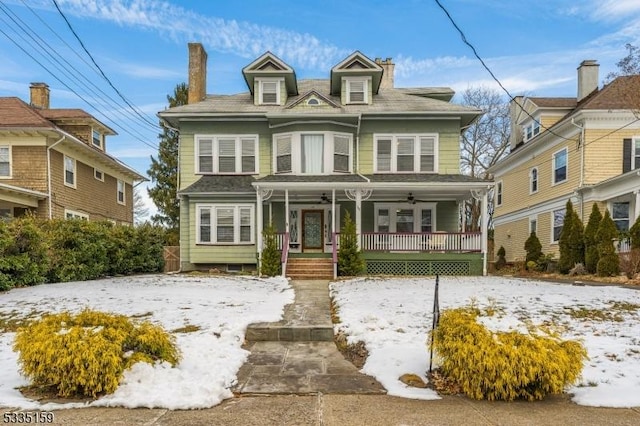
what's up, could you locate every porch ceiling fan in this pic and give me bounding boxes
[406,192,426,205]
[319,193,332,204]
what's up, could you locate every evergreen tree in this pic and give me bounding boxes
[568,208,585,267]
[495,246,506,270]
[629,213,640,250]
[147,83,188,245]
[596,210,620,277]
[337,211,365,276]
[557,201,575,274]
[260,223,281,277]
[584,204,603,273]
[524,231,543,267]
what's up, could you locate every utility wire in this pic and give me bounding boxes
[51,0,162,131]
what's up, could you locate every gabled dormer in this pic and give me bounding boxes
[286,90,341,111]
[330,51,383,106]
[242,52,298,106]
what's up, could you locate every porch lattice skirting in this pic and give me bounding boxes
[365,259,481,276]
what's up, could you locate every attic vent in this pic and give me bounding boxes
[257,60,284,71]
[307,98,319,105]
[345,59,368,69]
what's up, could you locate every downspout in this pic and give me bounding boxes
[47,134,67,219]
[571,118,585,220]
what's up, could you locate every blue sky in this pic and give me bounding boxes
[1,0,639,213]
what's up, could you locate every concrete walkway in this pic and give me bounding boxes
[235,280,385,394]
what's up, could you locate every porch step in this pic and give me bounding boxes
[286,258,334,280]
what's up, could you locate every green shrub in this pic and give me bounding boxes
[630,213,640,250]
[260,223,281,277]
[558,201,584,274]
[524,232,542,268]
[0,215,49,290]
[596,210,620,277]
[338,211,365,276]
[14,309,179,397]
[430,307,587,401]
[584,204,603,274]
[495,246,506,270]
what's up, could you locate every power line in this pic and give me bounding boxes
[51,0,161,131]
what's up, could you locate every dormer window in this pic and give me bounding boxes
[258,78,281,105]
[523,119,540,141]
[345,78,368,104]
[92,129,103,148]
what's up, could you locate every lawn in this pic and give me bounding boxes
[330,276,640,408]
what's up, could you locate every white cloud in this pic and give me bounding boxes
[590,0,640,20]
[52,0,349,70]
[109,61,183,80]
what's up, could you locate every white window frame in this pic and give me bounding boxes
[64,155,76,188]
[610,201,630,232]
[0,145,11,178]
[92,129,103,149]
[552,147,568,185]
[530,167,538,194]
[551,208,565,243]
[117,179,126,205]
[373,134,439,173]
[529,216,538,234]
[344,77,369,104]
[523,119,540,142]
[195,135,259,175]
[94,168,104,182]
[65,209,88,220]
[272,132,353,175]
[633,137,640,170]
[196,204,255,245]
[496,181,503,206]
[374,202,438,233]
[257,78,282,105]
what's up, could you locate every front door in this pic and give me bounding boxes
[302,210,324,251]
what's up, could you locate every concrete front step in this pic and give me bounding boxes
[246,326,334,342]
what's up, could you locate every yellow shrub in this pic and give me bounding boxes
[430,308,587,401]
[14,310,179,398]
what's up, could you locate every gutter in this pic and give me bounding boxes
[47,134,66,219]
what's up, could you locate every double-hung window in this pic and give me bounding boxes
[92,129,103,149]
[553,148,567,184]
[496,181,503,206]
[196,135,258,174]
[0,146,10,177]
[634,138,640,170]
[374,135,437,173]
[258,79,281,105]
[345,78,367,104]
[273,132,352,174]
[64,155,76,187]
[524,120,540,141]
[612,202,630,231]
[375,203,436,233]
[552,208,565,243]
[197,204,254,244]
[117,180,125,205]
[530,168,538,193]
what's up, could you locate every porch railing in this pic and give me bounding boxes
[280,232,290,276]
[360,232,482,252]
[617,238,631,254]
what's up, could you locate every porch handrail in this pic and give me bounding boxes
[281,232,290,276]
[360,231,482,252]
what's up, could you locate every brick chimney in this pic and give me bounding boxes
[188,43,207,104]
[29,82,50,109]
[375,57,395,90]
[577,60,599,102]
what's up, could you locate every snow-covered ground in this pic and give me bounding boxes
[0,274,293,410]
[1,275,639,410]
[330,276,640,408]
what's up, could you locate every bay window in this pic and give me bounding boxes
[196,135,258,174]
[374,134,438,173]
[273,132,352,174]
[197,204,255,244]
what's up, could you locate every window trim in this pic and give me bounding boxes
[94,168,104,182]
[551,208,565,244]
[64,155,76,188]
[257,78,282,105]
[523,119,541,142]
[272,131,353,175]
[92,128,103,149]
[117,179,126,205]
[373,134,439,173]
[374,202,438,233]
[64,209,88,220]
[633,137,640,170]
[0,145,11,178]
[496,180,503,206]
[196,204,255,245]
[552,147,568,185]
[344,77,370,104]
[195,135,259,175]
[530,167,538,194]
[529,216,538,235]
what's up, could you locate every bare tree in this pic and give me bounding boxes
[134,186,151,225]
[604,43,640,84]
[459,86,510,231]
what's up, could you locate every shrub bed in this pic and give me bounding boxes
[430,307,587,401]
[14,310,180,397]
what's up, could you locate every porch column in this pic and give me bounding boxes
[460,201,466,232]
[355,189,362,249]
[285,189,290,236]
[481,190,489,276]
[635,190,640,222]
[256,188,263,267]
[331,189,336,239]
